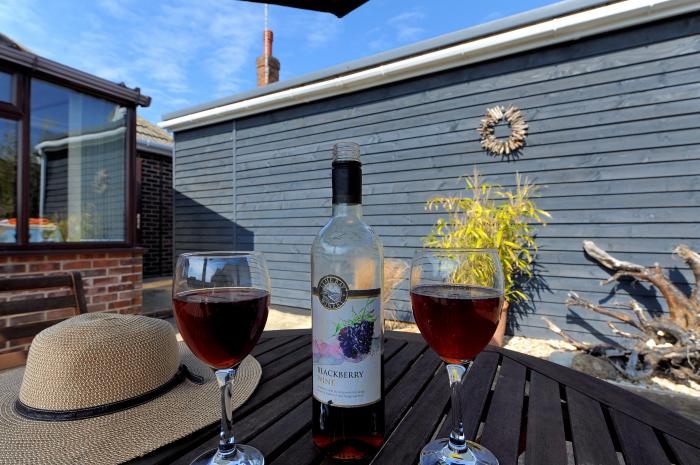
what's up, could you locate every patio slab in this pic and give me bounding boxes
[142,277,172,318]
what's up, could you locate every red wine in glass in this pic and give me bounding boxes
[173,251,270,465]
[173,287,270,369]
[410,249,504,465]
[410,285,501,363]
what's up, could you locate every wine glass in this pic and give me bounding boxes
[410,248,504,465]
[173,251,271,465]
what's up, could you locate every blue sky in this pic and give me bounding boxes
[1,0,561,123]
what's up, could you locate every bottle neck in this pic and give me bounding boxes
[332,160,361,205]
[332,203,362,218]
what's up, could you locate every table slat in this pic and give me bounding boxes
[252,335,301,357]
[524,372,567,465]
[236,354,310,419]
[238,377,312,442]
[611,409,672,465]
[371,370,450,465]
[256,335,308,365]
[133,335,313,465]
[250,397,314,458]
[497,348,700,446]
[384,341,425,390]
[565,387,619,465]
[384,349,442,433]
[479,357,527,465]
[173,377,314,464]
[269,430,317,465]
[258,336,311,378]
[384,337,407,358]
[664,434,700,465]
[437,351,501,439]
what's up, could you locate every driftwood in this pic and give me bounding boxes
[544,241,700,383]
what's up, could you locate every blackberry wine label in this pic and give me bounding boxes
[312,276,381,405]
[310,142,385,460]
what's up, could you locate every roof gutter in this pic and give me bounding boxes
[137,139,173,157]
[160,0,700,132]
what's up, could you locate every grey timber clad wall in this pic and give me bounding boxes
[173,122,236,256]
[174,12,700,342]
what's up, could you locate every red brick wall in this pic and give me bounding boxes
[0,250,143,318]
[137,151,173,278]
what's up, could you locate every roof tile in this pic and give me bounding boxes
[137,116,173,146]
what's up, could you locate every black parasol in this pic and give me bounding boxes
[238,0,369,18]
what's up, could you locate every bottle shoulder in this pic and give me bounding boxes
[312,216,383,252]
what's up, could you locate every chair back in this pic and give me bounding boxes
[0,272,87,370]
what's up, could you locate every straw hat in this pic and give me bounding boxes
[0,313,261,465]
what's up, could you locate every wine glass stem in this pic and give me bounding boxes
[446,363,470,453]
[215,368,238,457]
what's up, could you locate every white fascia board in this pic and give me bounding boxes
[160,0,700,132]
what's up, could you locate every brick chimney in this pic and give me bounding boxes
[256,29,280,87]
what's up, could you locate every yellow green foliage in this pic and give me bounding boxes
[424,169,550,303]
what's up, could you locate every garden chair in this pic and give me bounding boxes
[0,272,87,370]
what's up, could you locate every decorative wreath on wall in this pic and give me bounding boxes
[477,105,528,156]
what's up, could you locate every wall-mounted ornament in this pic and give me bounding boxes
[477,105,528,156]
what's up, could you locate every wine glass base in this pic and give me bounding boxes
[190,445,265,465]
[419,438,498,465]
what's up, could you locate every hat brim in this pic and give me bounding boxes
[0,343,261,465]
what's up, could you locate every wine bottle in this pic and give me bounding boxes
[311,141,385,460]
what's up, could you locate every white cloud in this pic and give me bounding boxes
[97,0,136,21]
[0,0,49,55]
[366,9,426,50]
[388,10,426,42]
[1,0,264,119]
[204,5,261,96]
[304,13,342,48]
[271,9,342,50]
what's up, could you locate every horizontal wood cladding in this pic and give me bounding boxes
[173,121,235,258]
[173,12,700,342]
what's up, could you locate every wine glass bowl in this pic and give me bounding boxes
[410,284,501,364]
[173,286,269,369]
[173,251,271,465]
[410,248,504,465]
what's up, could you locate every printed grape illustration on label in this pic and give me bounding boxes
[312,275,381,407]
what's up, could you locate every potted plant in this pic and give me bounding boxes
[424,169,550,346]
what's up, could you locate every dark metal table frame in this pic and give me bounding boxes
[130,329,700,465]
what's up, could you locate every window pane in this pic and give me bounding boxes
[0,72,11,103]
[0,119,18,243]
[30,79,127,243]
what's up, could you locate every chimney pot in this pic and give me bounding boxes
[263,29,273,57]
[257,28,280,87]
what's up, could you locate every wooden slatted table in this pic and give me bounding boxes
[130,329,700,465]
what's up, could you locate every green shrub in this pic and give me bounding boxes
[424,169,550,303]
